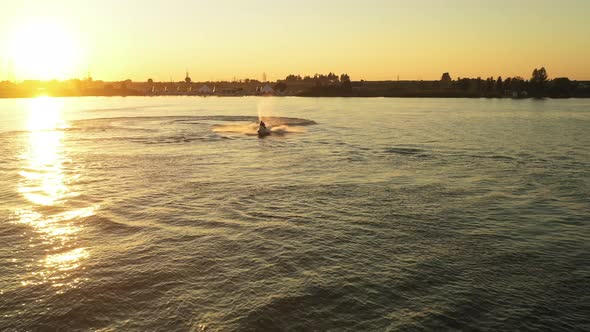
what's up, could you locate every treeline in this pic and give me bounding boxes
[280,72,353,96]
[2,67,589,98]
[289,67,589,98]
[443,67,587,98]
[283,72,349,84]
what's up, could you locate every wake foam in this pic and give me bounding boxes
[70,115,315,139]
[212,116,314,136]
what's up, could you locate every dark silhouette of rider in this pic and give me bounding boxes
[259,120,266,128]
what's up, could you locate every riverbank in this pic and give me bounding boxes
[2,79,589,99]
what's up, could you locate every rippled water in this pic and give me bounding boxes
[0,97,589,331]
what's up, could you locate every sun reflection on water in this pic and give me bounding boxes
[15,97,94,291]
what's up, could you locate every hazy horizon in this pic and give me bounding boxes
[1,0,589,82]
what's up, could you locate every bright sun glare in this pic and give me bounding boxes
[9,20,83,81]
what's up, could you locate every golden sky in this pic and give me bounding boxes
[1,0,589,81]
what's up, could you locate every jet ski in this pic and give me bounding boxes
[257,121,271,137]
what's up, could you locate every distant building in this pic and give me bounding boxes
[260,84,274,95]
[198,85,213,94]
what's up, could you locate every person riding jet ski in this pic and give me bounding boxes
[257,120,271,137]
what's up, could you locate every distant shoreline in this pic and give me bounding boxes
[2,77,589,99]
[0,93,590,100]
[1,94,589,100]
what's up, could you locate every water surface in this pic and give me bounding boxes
[0,97,589,331]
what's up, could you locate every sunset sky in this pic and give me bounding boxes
[1,0,589,82]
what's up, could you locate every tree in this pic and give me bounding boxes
[511,76,525,96]
[147,78,154,84]
[551,77,571,97]
[441,72,452,82]
[274,82,287,92]
[327,72,339,82]
[530,67,549,97]
[285,74,302,82]
[531,67,548,84]
[440,72,452,89]
[340,73,352,92]
[496,76,503,92]
[504,77,512,91]
[314,76,322,87]
[486,77,494,91]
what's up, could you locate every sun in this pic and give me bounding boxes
[9,20,84,81]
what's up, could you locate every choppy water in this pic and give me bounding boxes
[0,96,589,331]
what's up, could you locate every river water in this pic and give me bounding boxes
[0,96,589,331]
